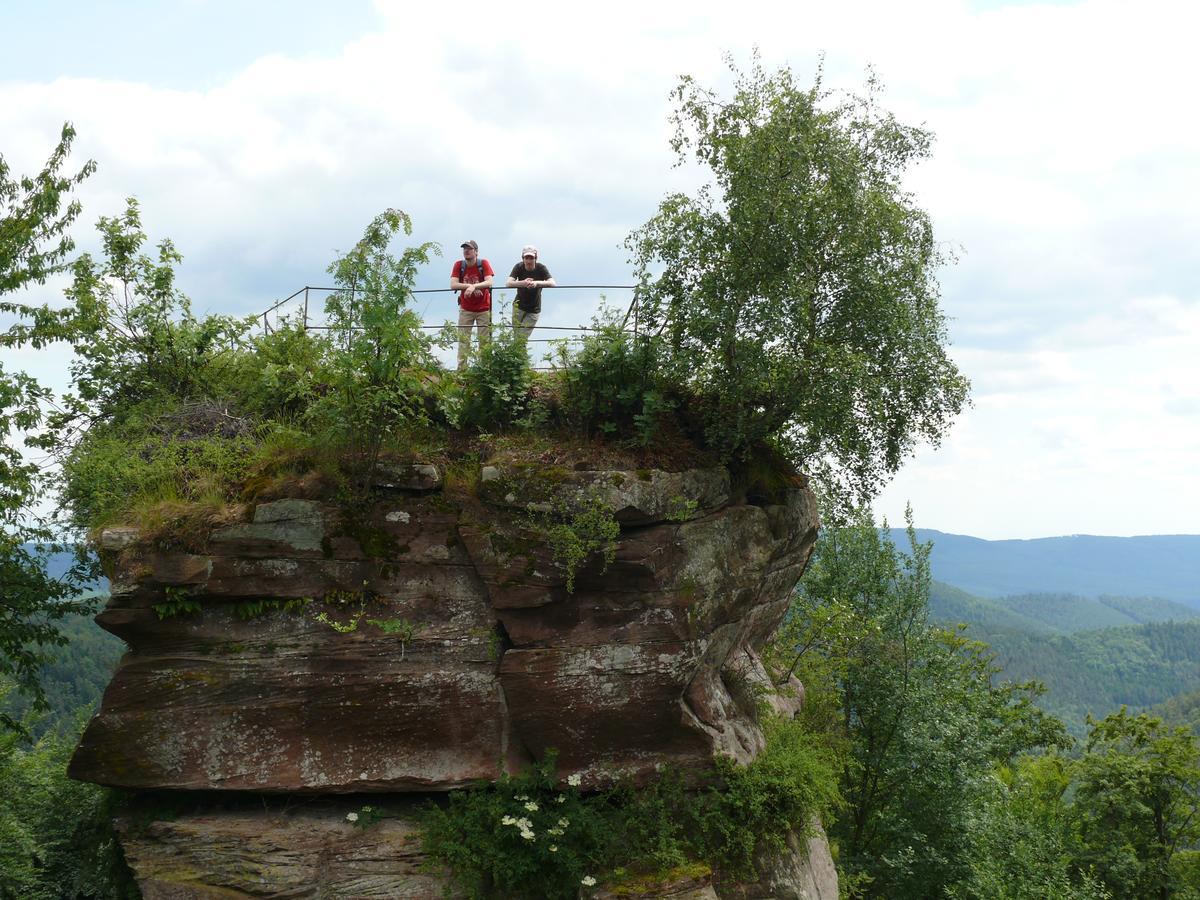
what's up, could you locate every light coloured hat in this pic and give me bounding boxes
[521,245,538,258]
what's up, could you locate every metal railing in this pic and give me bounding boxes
[258,284,643,345]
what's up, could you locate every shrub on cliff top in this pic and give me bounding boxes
[452,319,535,432]
[553,306,672,447]
[303,208,441,496]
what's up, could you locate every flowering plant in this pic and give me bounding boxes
[421,751,603,899]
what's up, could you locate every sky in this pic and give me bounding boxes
[1,0,1197,540]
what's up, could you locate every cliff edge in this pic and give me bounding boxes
[71,460,835,898]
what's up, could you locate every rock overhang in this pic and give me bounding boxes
[71,462,819,793]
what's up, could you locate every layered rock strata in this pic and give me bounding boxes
[72,462,833,897]
[72,464,818,792]
[115,798,837,900]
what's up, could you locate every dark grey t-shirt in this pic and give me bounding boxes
[509,262,552,313]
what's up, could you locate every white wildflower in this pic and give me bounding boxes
[548,827,564,836]
[515,794,529,801]
[549,844,558,852]
[556,795,567,804]
[345,812,359,823]
[524,801,539,812]
[557,818,569,828]
[582,875,597,887]
[520,829,535,841]
[567,773,582,787]
[517,817,533,830]
[501,815,517,826]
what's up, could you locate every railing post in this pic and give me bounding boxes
[303,287,309,332]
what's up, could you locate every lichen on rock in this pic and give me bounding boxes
[72,459,831,896]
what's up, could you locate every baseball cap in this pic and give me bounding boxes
[521,245,538,258]
[460,239,478,251]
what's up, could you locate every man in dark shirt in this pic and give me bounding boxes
[505,245,555,341]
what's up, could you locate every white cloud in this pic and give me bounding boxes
[3,0,1199,538]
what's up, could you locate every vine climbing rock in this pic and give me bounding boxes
[69,461,832,895]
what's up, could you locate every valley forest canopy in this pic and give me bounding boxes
[0,60,968,714]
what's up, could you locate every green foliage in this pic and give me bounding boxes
[1072,709,1200,899]
[152,587,201,620]
[48,198,251,439]
[0,126,98,726]
[365,617,417,658]
[233,597,311,620]
[538,493,621,593]
[422,752,604,899]
[627,58,967,502]
[554,307,671,445]
[61,423,257,532]
[694,716,840,879]
[0,695,138,898]
[985,621,1200,739]
[346,803,385,830]
[423,719,839,898]
[927,580,1200,739]
[777,508,1070,898]
[455,321,534,431]
[929,580,1059,637]
[0,122,95,297]
[0,368,94,730]
[0,610,123,739]
[304,208,441,494]
[1151,688,1200,737]
[948,754,1111,900]
[226,319,331,421]
[0,538,93,733]
[957,592,1200,636]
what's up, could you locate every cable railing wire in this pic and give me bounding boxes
[256,284,644,346]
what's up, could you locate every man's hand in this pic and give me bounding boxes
[521,278,536,288]
[465,283,478,296]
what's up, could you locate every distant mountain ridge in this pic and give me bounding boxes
[926,582,1200,736]
[889,530,1200,606]
[929,583,1200,636]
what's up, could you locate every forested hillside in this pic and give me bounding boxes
[932,585,1200,736]
[1151,688,1200,735]
[931,582,1200,635]
[0,609,123,736]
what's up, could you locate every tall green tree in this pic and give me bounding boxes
[305,208,440,492]
[950,753,1110,900]
[0,690,138,898]
[0,126,95,731]
[0,123,95,298]
[627,59,968,503]
[0,375,93,733]
[774,510,1069,897]
[1073,709,1200,900]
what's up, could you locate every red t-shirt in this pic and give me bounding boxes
[452,259,494,312]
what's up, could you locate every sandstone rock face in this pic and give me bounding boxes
[119,800,734,899]
[73,467,819,793]
[116,800,836,900]
[716,821,839,900]
[73,463,829,896]
[116,802,452,899]
[71,496,518,792]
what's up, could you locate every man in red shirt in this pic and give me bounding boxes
[450,239,494,370]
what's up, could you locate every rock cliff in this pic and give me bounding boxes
[72,461,835,898]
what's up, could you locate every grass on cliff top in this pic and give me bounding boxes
[72,390,730,548]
